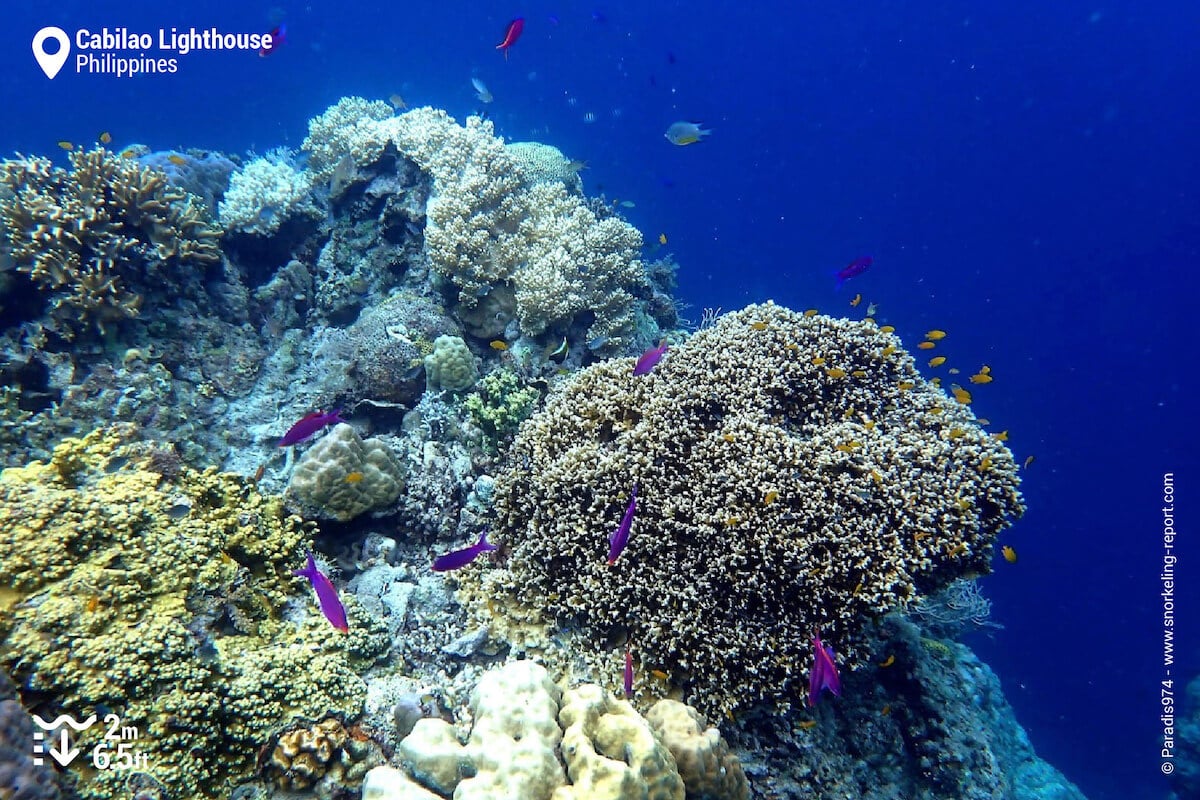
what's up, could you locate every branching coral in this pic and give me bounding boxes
[0,426,370,800]
[300,101,651,351]
[470,302,1025,717]
[0,148,222,338]
[218,155,318,236]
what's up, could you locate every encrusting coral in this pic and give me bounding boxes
[470,301,1026,717]
[301,100,650,351]
[0,147,222,338]
[0,426,372,800]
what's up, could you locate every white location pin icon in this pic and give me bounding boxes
[32,27,70,79]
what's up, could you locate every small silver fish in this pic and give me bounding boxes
[471,77,494,104]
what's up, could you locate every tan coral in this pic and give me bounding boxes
[284,424,405,521]
[471,302,1026,717]
[0,147,221,338]
[266,717,349,791]
[645,700,748,800]
[551,684,684,800]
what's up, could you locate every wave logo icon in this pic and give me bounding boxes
[32,27,71,79]
[31,713,96,766]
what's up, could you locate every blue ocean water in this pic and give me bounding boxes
[0,2,1194,799]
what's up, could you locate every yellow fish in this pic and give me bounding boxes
[930,377,942,387]
[928,356,947,367]
[925,329,947,340]
[879,325,895,333]
[917,341,936,350]
[99,131,112,144]
[120,148,137,159]
[763,490,779,506]
[722,433,736,443]
[947,428,967,439]
[991,430,1009,442]
[811,356,825,366]
[881,345,897,356]
[897,380,915,390]
[850,293,862,307]
[489,340,508,351]
[851,369,867,378]
[650,669,670,681]
[826,368,846,379]
[750,321,768,331]
[951,385,972,404]
[659,233,668,245]
[57,140,73,151]
[167,154,187,166]
[1024,455,1036,469]
[948,542,968,556]
[797,719,818,730]
[970,372,993,384]
[345,471,365,483]
[804,308,819,317]
[870,469,883,483]
[879,654,895,667]
[1002,545,1018,564]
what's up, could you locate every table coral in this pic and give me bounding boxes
[0,426,370,800]
[474,301,1026,717]
[0,147,221,339]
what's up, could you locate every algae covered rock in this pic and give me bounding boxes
[285,423,405,521]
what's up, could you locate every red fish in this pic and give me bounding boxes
[496,18,525,59]
[259,24,287,57]
[278,409,344,447]
[834,256,872,290]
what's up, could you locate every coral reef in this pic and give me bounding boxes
[300,100,655,351]
[378,661,743,800]
[472,302,1025,717]
[261,716,383,793]
[0,147,222,338]
[284,423,405,521]
[424,334,478,393]
[506,141,585,194]
[463,368,540,454]
[218,155,319,236]
[737,614,1089,800]
[554,684,684,800]
[645,700,748,800]
[0,427,371,800]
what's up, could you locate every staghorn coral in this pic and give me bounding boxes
[0,147,222,338]
[299,101,652,351]
[284,423,405,521]
[470,301,1026,717]
[0,426,370,800]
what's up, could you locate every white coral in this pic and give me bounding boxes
[218,157,316,236]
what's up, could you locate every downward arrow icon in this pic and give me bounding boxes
[47,729,79,766]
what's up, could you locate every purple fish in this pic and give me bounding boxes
[633,341,668,376]
[607,484,638,565]
[293,550,349,632]
[624,645,634,698]
[432,530,497,572]
[834,256,872,290]
[278,409,344,447]
[807,630,841,706]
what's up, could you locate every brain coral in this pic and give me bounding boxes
[300,101,649,351]
[474,302,1025,716]
[0,147,222,338]
[284,423,405,521]
[0,427,371,800]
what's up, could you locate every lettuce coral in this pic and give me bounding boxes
[0,426,371,800]
[472,302,1026,717]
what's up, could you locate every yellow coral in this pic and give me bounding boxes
[0,426,369,800]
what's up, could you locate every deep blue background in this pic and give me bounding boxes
[1,2,1196,798]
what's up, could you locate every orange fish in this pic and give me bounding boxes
[850,293,862,307]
